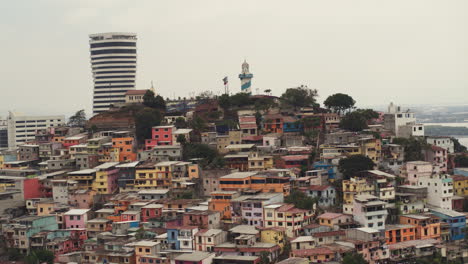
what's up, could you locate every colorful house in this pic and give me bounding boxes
[141,204,163,222]
[112,137,137,162]
[399,214,441,240]
[385,224,416,244]
[64,209,90,229]
[209,191,239,221]
[194,229,228,252]
[430,207,466,241]
[263,203,313,237]
[62,134,87,149]
[219,172,291,196]
[258,226,286,253]
[452,175,468,197]
[91,162,120,194]
[145,125,175,150]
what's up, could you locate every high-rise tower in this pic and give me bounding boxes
[238,60,253,94]
[89,32,137,114]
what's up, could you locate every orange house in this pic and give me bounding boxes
[385,224,416,244]
[399,214,441,240]
[263,114,284,134]
[112,137,137,162]
[208,191,239,220]
[219,172,290,196]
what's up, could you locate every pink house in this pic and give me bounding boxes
[145,125,175,150]
[69,189,96,209]
[425,146,448,172]
[121,210,141,222]
[64,209,91,229]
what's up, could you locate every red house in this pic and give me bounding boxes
[62,134,87,149]
[275,155,309,169]
[145,125,175,150]
[23,178,43,199]
[141,204,163,222]
[182,210,221,229]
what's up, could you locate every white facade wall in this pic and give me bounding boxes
[89,32,137,114]
[418,174,453,210]
[7,112,65,149]
[426,137,455,153]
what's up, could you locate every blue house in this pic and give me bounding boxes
[430,207,466,241]
[313,161,337,181]
[167,227,180,250]
[283,117,303,133]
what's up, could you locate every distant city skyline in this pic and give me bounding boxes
[1,1,467,117]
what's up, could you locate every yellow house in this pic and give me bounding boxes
[0,155,4,169]
[452,175,468,196]
[320,144,361,159]
[135,162,158,189]
[91,162,120,194]
[359,138,382,164]
[135,161,179,189]
[188,164,200,179]
[217,130,242,154]
[342,177,375,214]
[37,201,55,216]
[258,226,286,253]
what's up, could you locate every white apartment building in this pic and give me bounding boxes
[418,174,453,210]
[353,194,388,230]
[426,136,455,153]
[89,32,137,114]
[7,112,65,149]
[384,102,424,137]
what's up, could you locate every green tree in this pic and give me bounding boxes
[218,94,231,111]
[68,109,86,127]
[259,251,271,264]
[452,137,467,153]
[189,116,208,133]
[135,227,145,239]
[392,137,428,161]
[178,190,193,199]
[338,155,375,179]
[254,97,277,112]
[176,134,187,145]
[324,93,356,114]
[7,248,23,261]
[339,112,368,132]
[342,252,367,264]
[143,90,166,111]
[454,155,468,167]
[280,85,318,110]
[143,90,157,107]
[230,93,253,107]
[354,108,379,120]
[339,109,379,132]
[135,108,163,143]
[24,249,55,264]
[174,117,188,129]
[154,95,166,111]
[183,143,224,168]
[284,190,317,210]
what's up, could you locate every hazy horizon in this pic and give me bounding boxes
[1,0,467,118]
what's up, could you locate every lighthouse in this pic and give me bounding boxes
[238,60,253,94]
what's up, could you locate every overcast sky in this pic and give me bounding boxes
[1,0,467,117]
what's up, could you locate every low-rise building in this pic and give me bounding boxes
[194,228,228,252]
[353,195,388,230]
